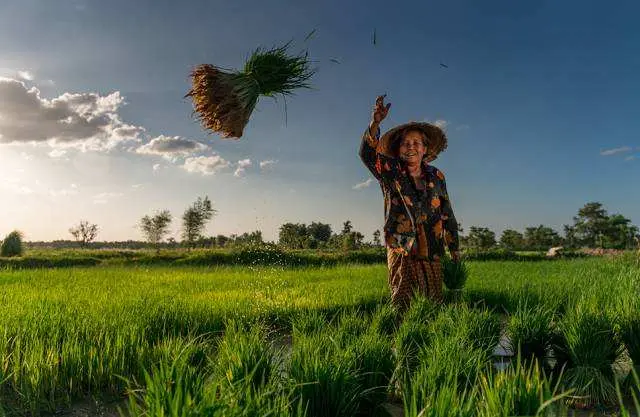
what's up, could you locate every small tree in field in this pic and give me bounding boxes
[69,220,99,248]
[182,196,216,249]
[140,210,173,253]
[1,230,24,257]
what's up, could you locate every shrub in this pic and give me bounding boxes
[1,230,24,257]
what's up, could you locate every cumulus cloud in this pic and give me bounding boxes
[0,78,145,151]
[135,135,208,159]
[17,70,34,81]
[92,192,123,204]
[182,155,231,176]
[600,146,632,156]
[259,159,278,170]
[353,178,374,190]
[234,159,252,177]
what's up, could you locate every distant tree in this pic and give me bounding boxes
[523,225,562,251]
[182,196,216,249]
[215,235,229,247]
[566,202,638,249]
[372,229,382,246]
[571,202,610,247]
[278,223,310,249]
[0,230,24,257]
[140,210,173,253]
[341,220,353,235]
[563,225,578,249]
[235,231,264,246]
[342,231,364,251]
[499,229,524,251]
[308,222,332,244]
[69,220,99,248]
[467,227,496,250]
[605,214,638,249]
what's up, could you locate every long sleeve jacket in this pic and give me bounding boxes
[359,125,460,260]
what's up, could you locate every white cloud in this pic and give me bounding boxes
[600,146,632,156]
[234,158,252,177]
[17,71,34,81]
[455,124,470,131]
[433,119,448,129]
[182,155,231,176]
[353,178,374,190]
[48,149,68,158]
[92,192,123,204]
[0,78,145,151]
[135,135,207,159]
[152,163,162,172]
[131,184,143,189]
[625,155,636,161]
[259,159,278,170]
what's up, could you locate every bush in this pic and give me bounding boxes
[1,230,24,257]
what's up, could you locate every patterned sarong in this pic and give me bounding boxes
[387,249,443,311]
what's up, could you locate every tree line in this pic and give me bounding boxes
[3,200,638,257]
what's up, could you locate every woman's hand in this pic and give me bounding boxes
[372,95,391,124]
[369,95,391,135]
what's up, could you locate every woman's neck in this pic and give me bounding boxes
[406,162,422,178]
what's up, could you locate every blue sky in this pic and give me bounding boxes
[0,0,638,242]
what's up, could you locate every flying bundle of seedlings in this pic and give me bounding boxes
[186,42,316,138]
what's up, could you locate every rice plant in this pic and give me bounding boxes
[552,305,624,406]
[288,332,362,417]
[617,294,640,392]
[393,319,431,378]
[507,301,555,366]
[215,320,277,391]
[345,331,395,415]
[125,339,211,417]
[370,303,399,336]
[430,303,502,355]
[403,380,476,417]
[478,356,569,417]
[442,257,469,291]
[617,369,640,417]
[402,295,441,327]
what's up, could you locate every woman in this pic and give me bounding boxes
[359,95,460,310]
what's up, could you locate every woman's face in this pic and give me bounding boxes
[398,130,426,165]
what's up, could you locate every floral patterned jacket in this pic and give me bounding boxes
[359,126,460,260]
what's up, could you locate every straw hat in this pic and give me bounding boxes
[376,122,448,162]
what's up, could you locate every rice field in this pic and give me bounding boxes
[0,255,639,416]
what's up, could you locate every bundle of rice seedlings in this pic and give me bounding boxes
[411,334,490,397]
[336,312,370,346]
[215,320,277,392]
[552,306,624,407]
[430,304,501,355]
[289,333,362,417]
[617,369,640,417]
[442,257,469,292]
[186,42,315,138]
[507,302,556,366]
[370,303,399,336]
[394,320,431,378]
[125,339,210,417]
[478,356,568,417]
[402,295,441,326]
[403,380,476,417]
[291,309,328,337]
[618,295,640,391]
[345,331,395,415]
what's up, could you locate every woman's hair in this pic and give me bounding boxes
[390,127,428,157]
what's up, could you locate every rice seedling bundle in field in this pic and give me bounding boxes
[552,305,624,407]
[403,381,476,417]
[186,42,315,138]
[477,356,568,417]
[507,301,556,367]
[442,257,469,292]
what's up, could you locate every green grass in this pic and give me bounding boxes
[0,255,638,415]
